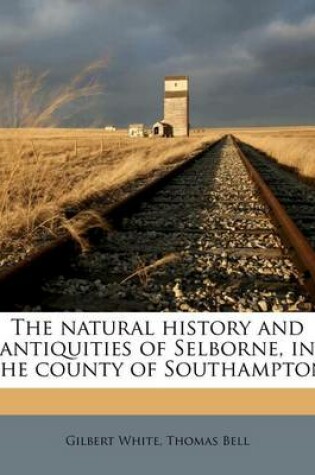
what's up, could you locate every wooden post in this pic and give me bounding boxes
[31,140,39,161]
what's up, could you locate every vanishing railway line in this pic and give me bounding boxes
[1,135,315,312]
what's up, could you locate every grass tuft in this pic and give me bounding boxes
[61,210,111,253]
[120,253,180,286]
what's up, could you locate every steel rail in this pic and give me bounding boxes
[232,135,315,300]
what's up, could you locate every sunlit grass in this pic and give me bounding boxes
[0,129,220,260]
[230,126,315,179]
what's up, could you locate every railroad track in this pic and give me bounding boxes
[1,135,315,312]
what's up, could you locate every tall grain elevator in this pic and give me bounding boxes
[164,76,189,137]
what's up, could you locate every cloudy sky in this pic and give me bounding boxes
[1,0,315,127]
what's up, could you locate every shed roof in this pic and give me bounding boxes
[153,120,172,128]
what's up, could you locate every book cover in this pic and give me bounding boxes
[0,1,315,474]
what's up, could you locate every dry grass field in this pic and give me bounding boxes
[219,126,315,180]
[0,128,220,263]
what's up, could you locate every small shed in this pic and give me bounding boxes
[104,126,116,132]
[128,123,145,138]
[152,121,173,138]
